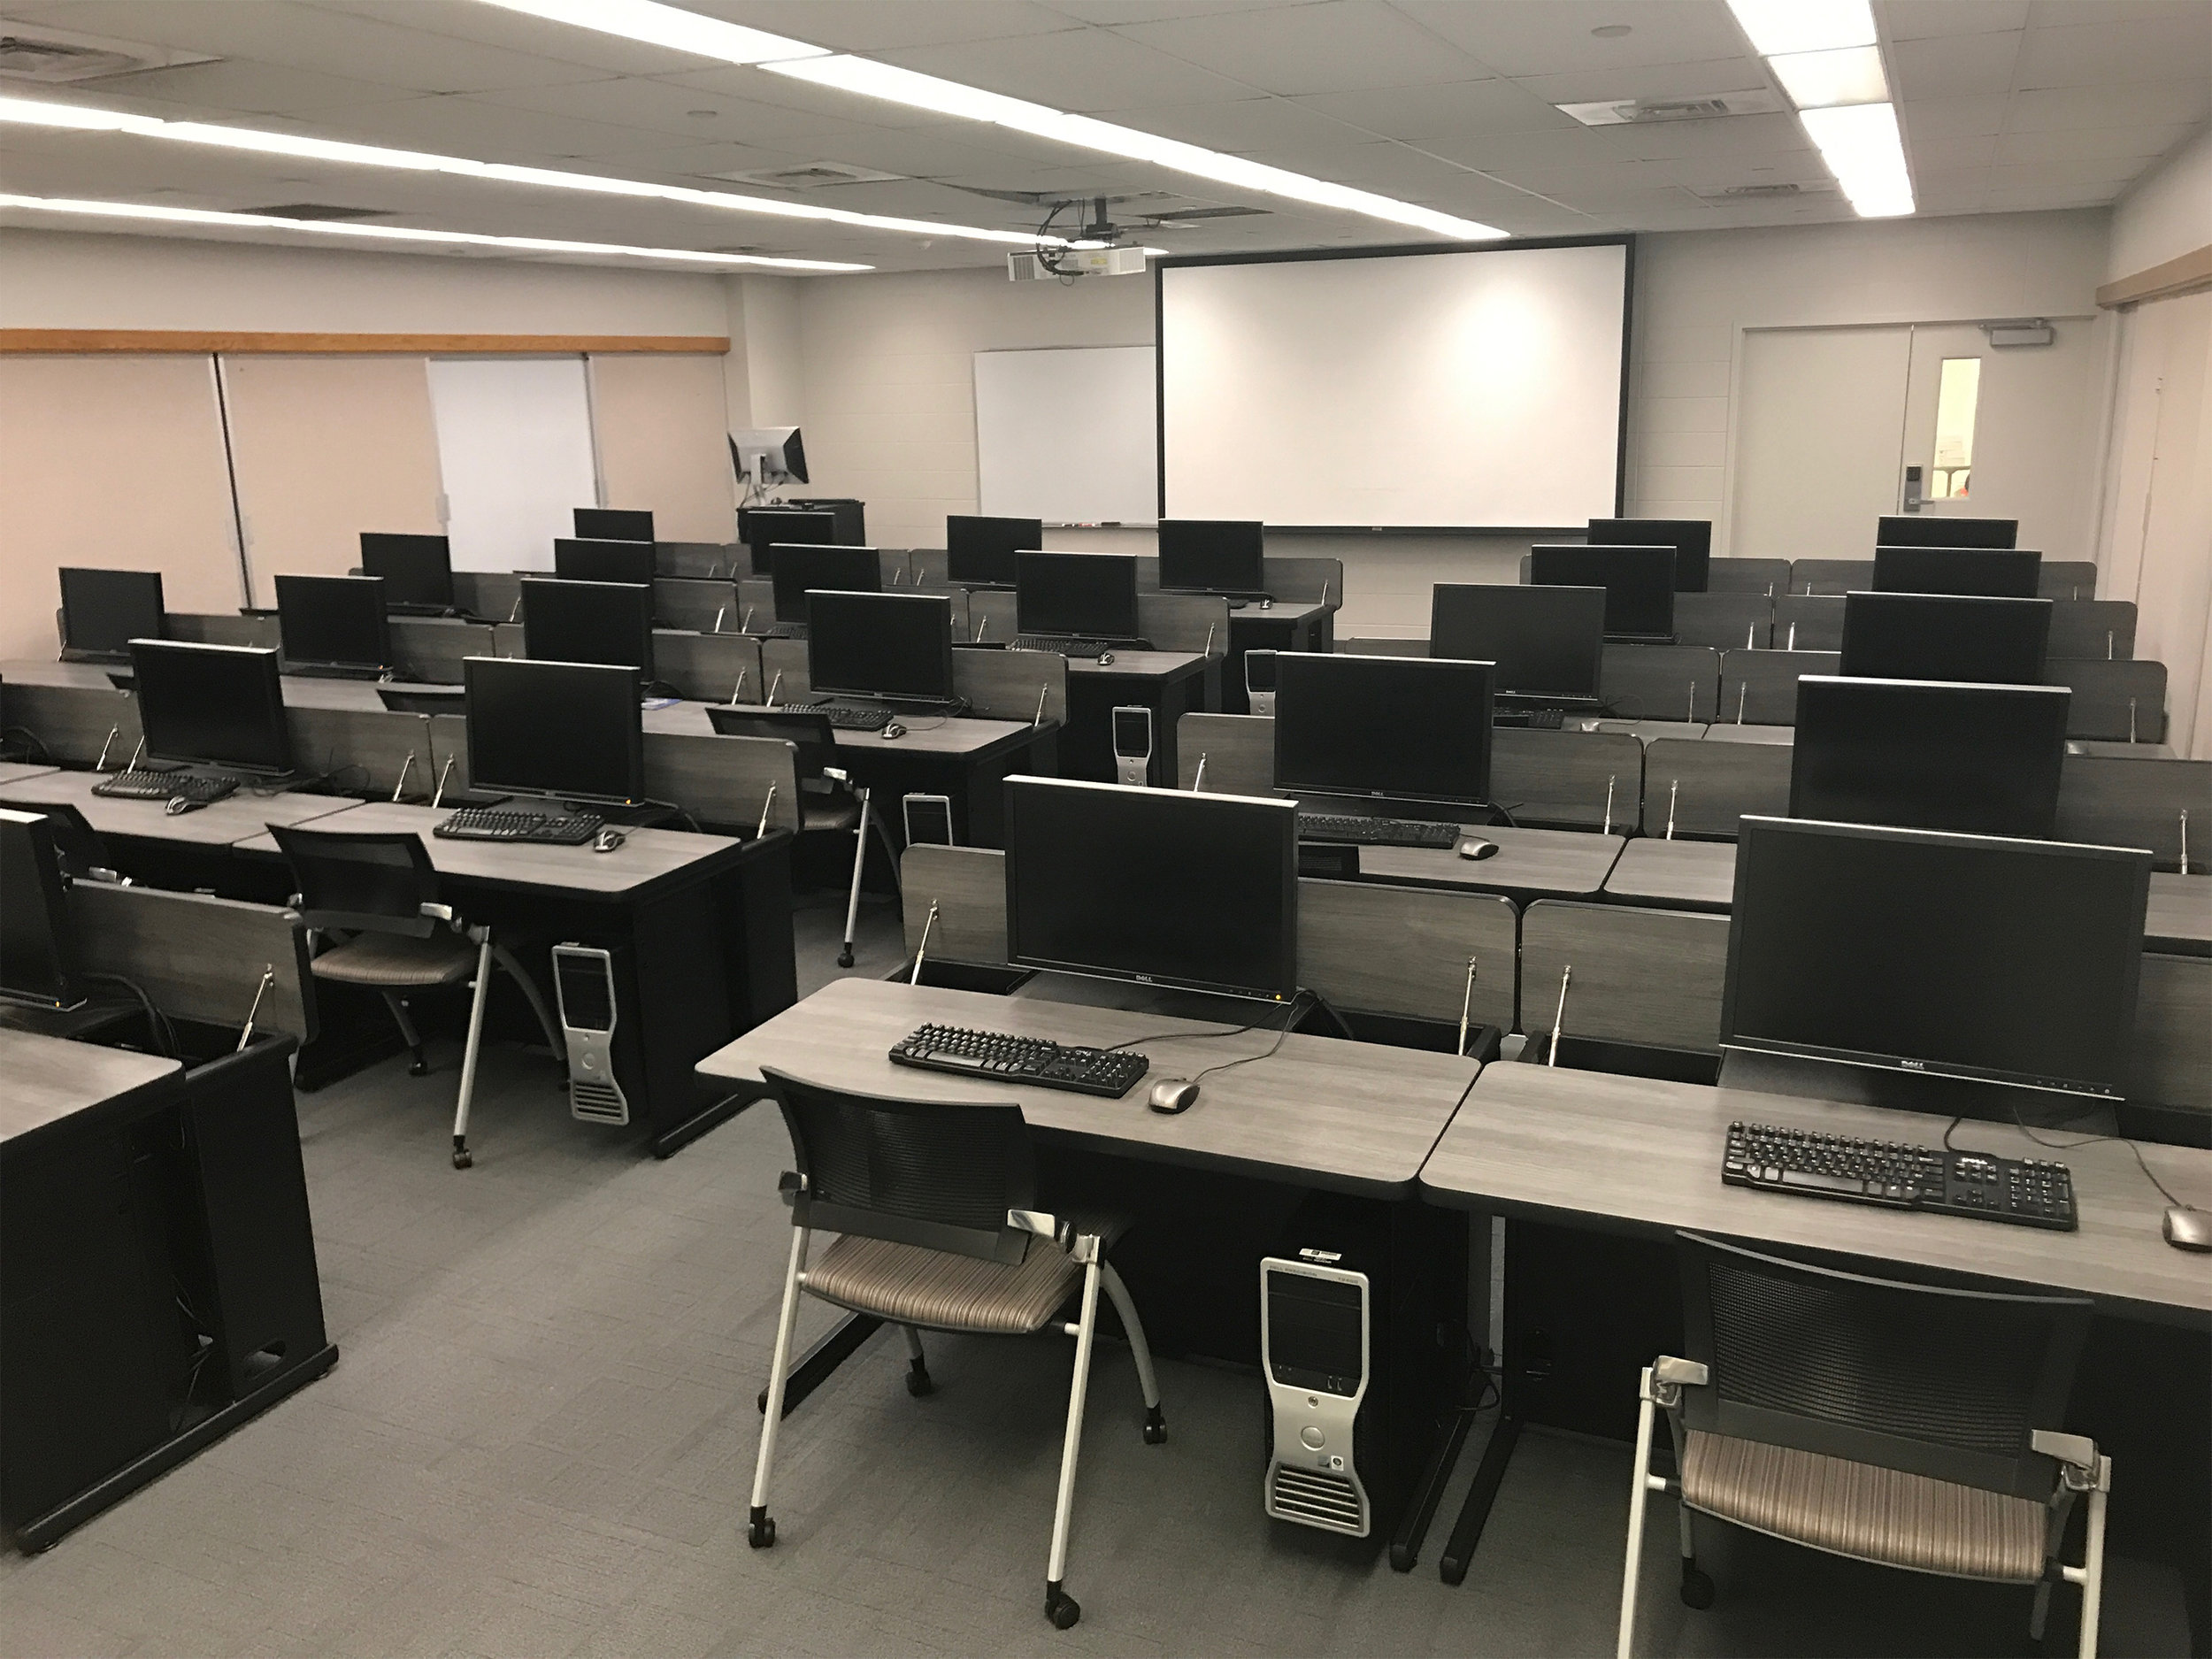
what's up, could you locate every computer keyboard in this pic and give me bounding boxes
[1494,709,1566,730]
[756,623,807,640]
[1010,635,1150,659]
[92,769,237,804]
[388,603,459,618]
[1723,1121,2077,1231]
[288,662,388,680]
[889,1023,1150,1098]
[1296,813,1461,850]
[774,699,896,732]
[434,807,603,846]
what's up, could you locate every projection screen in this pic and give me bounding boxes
[1158,240,1630,530]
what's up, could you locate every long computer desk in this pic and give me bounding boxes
[0,768,361,891]
[1061,649,1214,786]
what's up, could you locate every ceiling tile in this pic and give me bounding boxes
[1388,1,1749,77]
[2003,78,2210,129]
[1289,79,1574,142]
[1888,31,2024,100]
[1908,132,2001,169]
[1896,94,2012,137]
[73,58,426,116]
[317,94,687,161]
[2014,15,2212,87]
[474,76,866,146]
[2025,0,2210,24]
[1504,58,1771,105]
[1110,0,1494,96]
[1988,156,2152,188]
[1993,121,2196,164]
[298,0,761,76]
[1880,2,2030,42]
[1417,124,1620,172]
[1101,91,1377,154]
[880,24,1259,108]
[1036,0,1288,22]
[710,1,1080,50]
[1582,111,1816,164]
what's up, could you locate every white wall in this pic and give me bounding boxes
[2106,125,2212,282]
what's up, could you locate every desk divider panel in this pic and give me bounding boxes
[642,731,800,833]
[1299,879,1517,1030]
[1138,592,1232,657]
[654,577,739,634]
[427,712,471,797]
[899,549,950,589]
[1643,736,1791,840]
[1789,558,1873,595]
[1521,899,1729,1052]
[2047,600,2137,661]
[451,571,521,622]
[488,623,522,658]
[1771,594,1846,652]
[4,682,141,765]
[2132,954,2210,1114]
[1705,557,1789,596]
[902,843,1009,965]
[1176,712,1273,795]
[68,881,315,1044]
[389,618,495,684]
[954,648,1067,725]
[1333,637,1428,657]
[2039,560,2100,600]
[733,577,774,631]
[1717,648,1839,726]
[964,588,1017,647]
[1263,555,1343,608]
[1674,591,1773,650]
[286,706,434,799]
[1493,726,1645,832]
[2055,756,2212,871]
[759,637,810,701]
[168,612,281,649]
[657,541,742,579]
[655,631,763,704]
[1600,643,1722,723]
[2047,658,2168,743]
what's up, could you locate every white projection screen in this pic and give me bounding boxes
[1159,241,1630,529]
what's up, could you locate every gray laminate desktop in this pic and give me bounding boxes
[2147,871,2210,956]
[1,659,122,691]
[643,698,1039,757]
[0,1027,181,1145]
[1700,723,1794,746]
[1601,836,1737,910]
[0,762,60,786]
[1350,824,1625,901]
[0,769,359,848]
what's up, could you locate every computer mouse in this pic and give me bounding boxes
[1259,597,1273,610]
[880,721,908,741]
[164,795,201,817]
[1148,1078,1201,1115]
[2163,1206,2212,1252]
[1096,651,1115,665]
[1456,837,1499,860]
[591,827,626,855]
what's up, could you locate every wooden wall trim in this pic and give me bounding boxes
[0,329,730,355]
[2096,244,2212,310]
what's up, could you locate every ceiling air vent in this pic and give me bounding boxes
[1558,88,1783,127]
[708,162,904,189]
[0,19,215,83]
[242,204,392,221]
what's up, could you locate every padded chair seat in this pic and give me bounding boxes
[802,799,861,832]
[1682,1430,2046,1583]
[805,1217,1125,1336]
[311,930,476,989]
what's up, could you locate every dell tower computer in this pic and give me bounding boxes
[553,943,634,1126]
[1263,1249,1374,1535]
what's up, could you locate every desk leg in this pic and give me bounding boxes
[1439,1403,1522,1585]
[754,1311,883,1418]
[1390,1406,1474,1571]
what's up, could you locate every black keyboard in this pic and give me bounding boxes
[434,808,603,845]
[1010,635,1149,659]
[889,1023,1150,1098]
[776,699,896,732]
[1494,709,1565,730]
[388,603,459,618]
[288,663,388,680]
[1724,1122,2077,1231]
[757,623,807,640]
[93,769,237,803]
[1297,813,1461,849]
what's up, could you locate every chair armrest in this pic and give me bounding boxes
[419,902,456,924]
[2031,1429,2101,1482]
[1008,1209,1071,1248]
[778,1171,807,1208]
[823,765,852,786]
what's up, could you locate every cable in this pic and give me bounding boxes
[2006,1103,2190,1212]
[1489,803,1521,830]
[0,725,52,762]
[83,971,177,1057]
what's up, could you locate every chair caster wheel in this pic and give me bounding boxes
[1044,1583,1079,1630]
[452,1139,472,1171]
[748,1509,775,1549]
[836,948,855,968]
[1142,1407,1167,1445]
[1679,1566,1715,1609]
[905,1363,933,1397]
[408,1058,429,1078]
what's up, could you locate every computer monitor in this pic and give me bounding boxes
[787,497,866,544]
[1158,519,1265,595]
[59,567,165,659]
[0,808,84,1011]
[1587,518,1711,593]
[946,515,1043,586]
[1004,776,1299,1003]
[1873,545,2041,598]
[553,537,658,588]
[519,579,655,678]
[574,507,653,543]
[130,641,293,775]
[1529,544,1676,639]
[807,591,955,703]
[739,507,837,576]
[731,426,808,489]
[275,573,391,672]
[772,543,881,625]
[1877,515,2016,549]
[359,533,454,609]
[1015,551,1141,639]
[1722,816,2147,1100]
[463,656,644,806]
[1790,676,2070,839]
[1274,652,1494,809]
[1429,583,1605,701]
[1839,591,2051,683]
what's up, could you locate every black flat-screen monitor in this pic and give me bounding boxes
[1530,544,1676,639]
[0,808,85,1010]
[787,497,865,544]
[772,544,881,624]
[359,533,454,609]
[574,507,653,543]
[946,515,1041,586]
[519,579,655,678]
[1016,551,1141,639]
[1872,545,2041,598]
[1588,518,1711,593]
[1274,652,1494,808]
[1878,515,2016,549]
[463,657,644,805]
[59,567,165,658]
[1839,591,2051,683]
[1158,519,1265,595]
[740,508,836,575]
[1790,676,2069,838]
[1429,583,1604,700]
[807,591,955,702]
[1722,816,2147,1100]
[553,537,658,588]
[131,641,293,775]
[1004,775,1299,1003]
[276,573,391,671]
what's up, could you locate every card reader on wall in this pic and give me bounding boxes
[553,943,629,1126]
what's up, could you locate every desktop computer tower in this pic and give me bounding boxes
[553,943,641,1126]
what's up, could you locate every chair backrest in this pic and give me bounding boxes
[12,800,110,877]
[763,1068,1036,1264]
[707,705,837,782]
[268,824,441,937]
[1675,1232,2090,1500]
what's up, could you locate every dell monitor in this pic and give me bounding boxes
[130,641,293,775]
[1839,591,2052,683]
[1015,551,1141,639]
[1722,816,2147,1100]
[1873,545,2041,598]
[1429,583,1605,702]
[574,507,653,543]
[731,426,808,490]
[59,567,165,661]
[1878,515,2016,549]
[1158,519,1266,596]
[787,497,865,545]
[772,543,881,625]
[519,578,655,679]
[0,808,84,1011]
[1530,544,1676,640]
[553,537,658,588]
[1004,775,1299,1003]
[807,590,956,703]
[946,515,1042,587]
[1790,676,2069,839]
[739,507,835,576]
[463,656,644,806]
[359,533,455,610]
[1588,518,1711,593]
[276,573,391,672]
[1274,652,1494,810]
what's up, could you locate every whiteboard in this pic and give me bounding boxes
[426,357,598,571]
[975,346,1157,526]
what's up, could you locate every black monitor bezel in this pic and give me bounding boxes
[946,515,1042,586]
[519,577,657,678]
[740,508,838,576]
[574,507,654,543]
[772,544,882,624]
[129,639,294,776]
[1157,518,1266,595]
[1586,518,1710,592]
[1838,589,2053,683]
[1015,550,1141,638]
[0,807,87,1011]
[59,566,167,657]
[1272,650,1496,808]
[1876,515,2018,549]
[805,590,956,703]
[461,655,646,807]
[275,572,393,671]
[1529,543,1677,637]
[1429,582,1606,699]
[1871,545,2042,598]
[359,533,455,609]
[552,537,659,588]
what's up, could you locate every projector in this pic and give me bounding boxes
[1008,246,1148,281]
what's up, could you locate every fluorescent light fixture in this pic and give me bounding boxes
[1724,0,1875,57]
[1767,44,1888,110]
[1799,104,1915,217]
[473,0,826,64]
[0,193,873,270]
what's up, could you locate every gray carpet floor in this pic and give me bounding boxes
[0,888,2191,1657]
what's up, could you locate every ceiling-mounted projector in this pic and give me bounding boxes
[1009,247,1149,281]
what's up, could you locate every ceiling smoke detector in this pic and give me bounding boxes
[0,19,215,82]
[1559,89,1783,126]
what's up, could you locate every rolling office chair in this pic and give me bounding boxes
[748,1068,1167,1630]
[269,824,561,1170]
[706,706,900,968]
[1617,1233,2108,1658]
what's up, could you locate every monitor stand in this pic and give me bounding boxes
[1010,970,1305,1030]
[1716,1048,2117,1133]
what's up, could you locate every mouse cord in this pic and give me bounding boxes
[1185,1017,1299,1085]
[2003,1102,2190,1211]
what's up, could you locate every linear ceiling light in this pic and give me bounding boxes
[0,192,874,269]
[1796,104,1915,219]
[1724,0,1912,219]
[0,92,1052,249]
[475,0,826,65]
[1724,0,1876,56]
[1765,44,1889,111]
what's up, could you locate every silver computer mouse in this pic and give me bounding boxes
[1456,837,1499,860]
[2163,1207,2212,1252]
[880,721,908,740]
[1148,1078,1200,1114]
[1096,652,1115,666]
[591,827,626,855]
